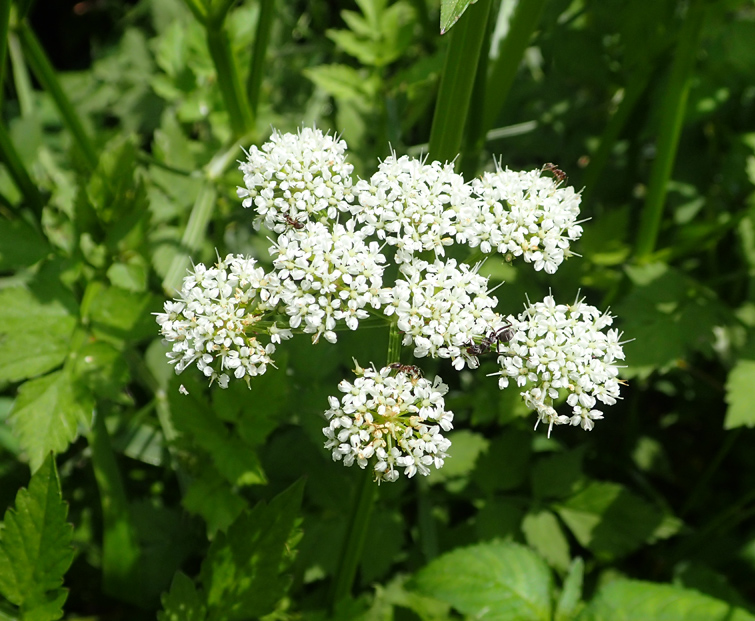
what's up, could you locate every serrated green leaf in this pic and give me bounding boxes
[554,482,666,560]
[200,479,304,620]
[159,572,207,621]
[577,580,755,621]
[410,541,553,620]
[10,371,93,472]
[0,218,50,270]
[0,455,73,621]
[86,283,160,342]
[522,509,571,573]
[440,0,477,34]
[182,467,247,536]
[724,359,755,428]
[0,287,77,382]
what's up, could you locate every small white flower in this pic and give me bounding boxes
[323,364,454,482]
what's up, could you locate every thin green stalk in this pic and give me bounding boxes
[16,21,98,169]
[0,120,44,216]
[162,181,218,294]
[88,409,142,602]
[581,67,652,204]
[634,0,706,259]
[181,0,209,23]
[0,0,11,109]
[8,32,34,117]
[206,26,254,137]
[246,0,275,116]
[208,0,237,24]
[481,0,548,134]
[428,0,493,165]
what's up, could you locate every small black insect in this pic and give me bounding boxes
[543,163,567,183]
[465,324,514,357]
[388,362,424,378]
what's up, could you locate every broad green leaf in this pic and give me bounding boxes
[85,282,160,342]
[10,371,93,472]
[159,572,207,621]
[72,340,131,402]
[0,455,73,621]
[522,509,571,573]
[0,287,77,383]
[200,479,304,620]
[427,429,488,487]
[107,258,149,292]
[555,558,584,621]
[554,482,667,560]
[724,359,755,428]
[577,580,755,621]
[440,0,477,34]
[475,498,525,541]
[0,218,50,270]
[410,541,553,620]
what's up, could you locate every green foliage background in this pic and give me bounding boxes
[1,0,755,618]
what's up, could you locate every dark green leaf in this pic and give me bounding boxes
[0,455,73,621]
[531,447,587,500]
[0,218,50,270]
[182,467,247,536]
[200,479,304,620]
[410,541,553,620]
[158,572,207,621]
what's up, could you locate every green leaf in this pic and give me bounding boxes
[0,218,50,270]
[554,482,667,560]
[85,282,160,342]
[200,479,304,620]
[303,64,378,102]
[555,558,584,621]
[440,0,477,34]
[472,428,531,493]
[159,572,207,621]
[182,467,247,536]
[427,429,488,487]
[0,287,77,383]
[410,541,553,620]
[577,580,755,621]
[0,454,74,621]
[531,447,587,500]
[724,359,755,429]
[522,509,571,573]
[10,371,93,472]
[169,380,266,486]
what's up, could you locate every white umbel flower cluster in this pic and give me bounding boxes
[323,365,453,483]
[385,258,502,370]
[494,296,625,436]
[237,127,355,232]
[155,255,290,388]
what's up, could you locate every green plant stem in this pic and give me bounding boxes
[206,26,254,138]
[0,120,44,216]
[162,181,218,294]
[581,66,651,204]
[329,464,378,609]
[16,21,98,170]
[88,409,142,601]
[8,32,34,117]
[481,0,548,137]
[246,0,275,116]
[181,0,208,23]
[0,0,11,109]
[634,0,705,259]
[428,0,493,166]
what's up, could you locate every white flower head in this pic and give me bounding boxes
[469,165,583,273]
[493,295,625,436]
[323,364,454,483]
[237,127,355,232]
[155,254,291,389]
